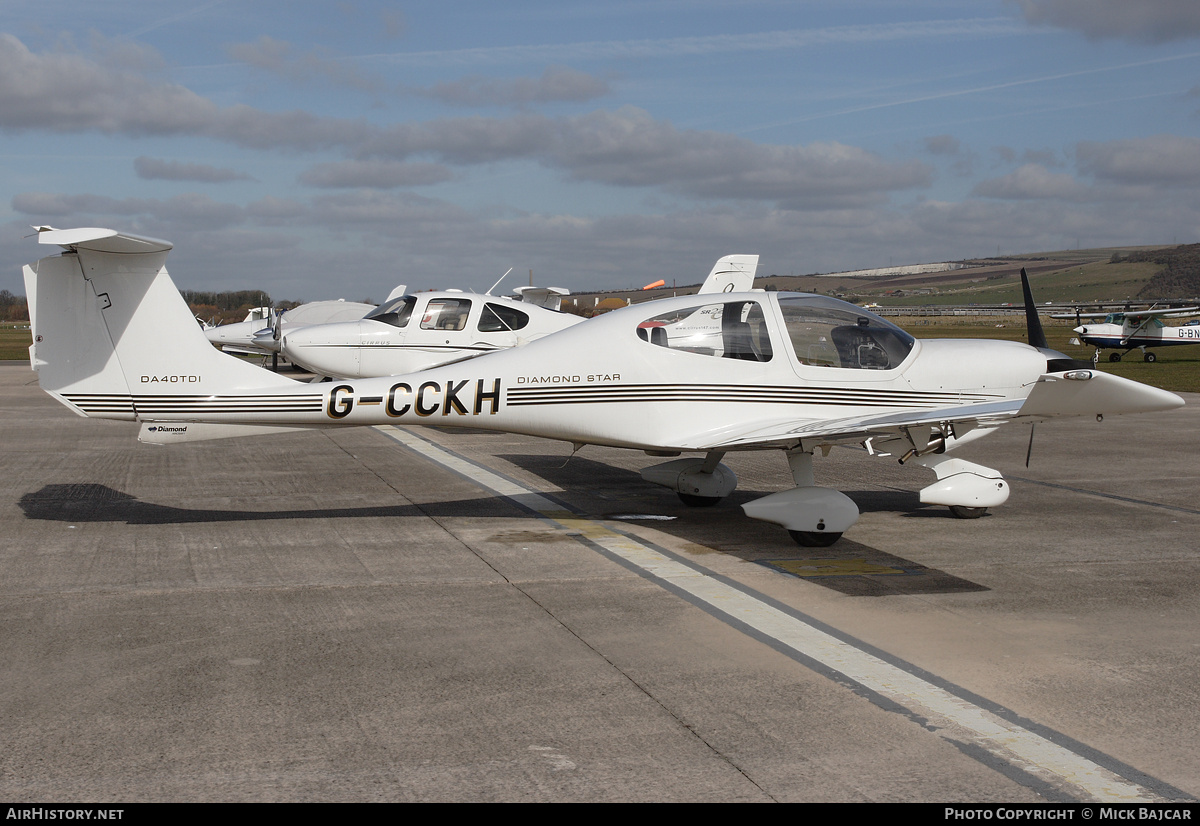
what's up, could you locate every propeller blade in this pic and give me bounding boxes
[1020,268,1049,350]
[1025,423,1035,468]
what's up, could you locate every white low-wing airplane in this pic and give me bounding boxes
[23,229,1183,546]
[1050,306,1200,362]
[279,254,759,379]
[206,297,382,356]
[280,289,580,378]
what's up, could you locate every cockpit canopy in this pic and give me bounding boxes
[777,295,914,369]
[365,295,417,328]
[364,294,532,333]
[636,293,914,371]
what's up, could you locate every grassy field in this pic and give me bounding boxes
[6,317,1197,394]
[0,324,31,361]
[877,261,1163,306]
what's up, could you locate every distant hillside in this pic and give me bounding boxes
[1126,244,1200,299]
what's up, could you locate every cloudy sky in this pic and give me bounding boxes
[4,0,1200,299]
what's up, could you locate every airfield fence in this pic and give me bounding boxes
[870,306,1030,317]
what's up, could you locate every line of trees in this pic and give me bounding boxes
[0,290,28,321]
[181,290,290,325]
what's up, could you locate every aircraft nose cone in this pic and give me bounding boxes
[279,320,374,378]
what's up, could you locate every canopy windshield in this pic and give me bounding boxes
[364,295,417,328]
[777,295,914,370]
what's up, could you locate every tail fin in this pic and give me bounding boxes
[1020,267,1049,350]
[698,254,758,294]
[25,227,292,419]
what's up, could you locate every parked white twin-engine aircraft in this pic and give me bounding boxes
[23,229,1183,546]
[279,254,759,379]
[1050,306,1200,363]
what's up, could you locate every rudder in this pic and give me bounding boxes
[26,227,294,420]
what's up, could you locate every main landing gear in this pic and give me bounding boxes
[642,450,857,547]
[1106,348,1156,363]
[640,441,1010,547]
[640,452,738,508]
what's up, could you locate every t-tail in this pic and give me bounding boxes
[24,227,306,441]
[698,254,758,294]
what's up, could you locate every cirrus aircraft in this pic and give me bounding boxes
[277,254,759,379]
[23,228,1183,546]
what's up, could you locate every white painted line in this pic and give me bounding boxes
[377,425,1172,803]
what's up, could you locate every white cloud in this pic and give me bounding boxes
[924,135,961,156]
[134,156,252,183]
[298,160,453,189]
[0,33,217,135]
[227,36,383,92]
[1077,135,1200,186]
[360,107,932,208]
[1013,0,1200,43]
[13,192,245,230]
[0,36,931,211]
[973,164,1089,200]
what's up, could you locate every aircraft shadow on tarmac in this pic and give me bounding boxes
[18,483,515,524]
[20,462,988,596]
[497,453,989,597]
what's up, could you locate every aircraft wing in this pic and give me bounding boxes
[681,370,1183,451]
[1122,307,1200,321]
[681,399,1022,450]
[1051,311,1107,320]
[1051,307,1200,321]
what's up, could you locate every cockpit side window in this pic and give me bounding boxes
[420,298,472,331]
[478,302,530,333]
[365,295,417,328]
[636,300,772,362]
[778,295,914,370]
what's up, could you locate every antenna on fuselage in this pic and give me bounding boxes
[486,268,514,296]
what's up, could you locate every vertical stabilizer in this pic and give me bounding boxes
[698,255,758,294]
[26,228,295,420]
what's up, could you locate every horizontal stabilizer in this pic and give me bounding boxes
[139,422,319,444]
[37,227,173,254]
[513,286,570,309]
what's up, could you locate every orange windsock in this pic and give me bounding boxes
[642,279,666,290]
